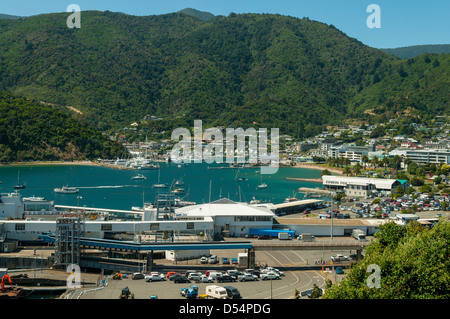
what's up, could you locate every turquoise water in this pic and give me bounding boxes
[0,163,323,210]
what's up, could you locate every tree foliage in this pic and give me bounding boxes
[0,91,125,162]
[0,11,447,139]
[322,220,450,299]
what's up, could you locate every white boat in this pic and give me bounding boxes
[131,174,147,180]
[174,179,184,187]
[171,188,185,194]
[257,183,268,189]
[152,183,168,188]
[54,186,79,194]
[152,167,167,188]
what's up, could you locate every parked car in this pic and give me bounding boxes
[336,267,344,275]
[166,271,177,279]
[200,256,208,264]
[258,235,271,240]
[260,272,280,280]
[172,275,191,284]
[198,275,213,283]
[222,257,230,264]
[187,272,203,281]
[239,273,259,282]
[145,274,165,282]
[217,275,236,283]
[231,258,238,265]
[132,273,145,280]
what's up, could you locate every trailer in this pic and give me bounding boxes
[165,249,210,261]
[249,229,295,238]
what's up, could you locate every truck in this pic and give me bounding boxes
[278,232,293,240]
[352,229,367,241]
[297,233,315,242]
[180,285,199,298]
[205,285,228,299]
[166,249,210,261]
[249,229,295,239]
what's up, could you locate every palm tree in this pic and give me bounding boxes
[361,155,369,170]
[343,166,351,176]
[371,155,379,168]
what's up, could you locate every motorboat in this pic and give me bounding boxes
[171,188,185,194]
[54,186,79,194]
[257,183,267,189]
[131,174,147,180]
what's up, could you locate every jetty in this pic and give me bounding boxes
[286,177,322,183]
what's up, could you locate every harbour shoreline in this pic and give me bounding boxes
[292,163,343,175]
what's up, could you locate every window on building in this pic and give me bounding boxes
[186,222,194,230]
[150,223,160,231]
[15,223,25,231]
[101,224,112,231]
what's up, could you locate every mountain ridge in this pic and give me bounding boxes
[0,10,448,139]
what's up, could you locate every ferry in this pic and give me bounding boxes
[54,186,79,194]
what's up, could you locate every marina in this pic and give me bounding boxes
[0,162,326,210]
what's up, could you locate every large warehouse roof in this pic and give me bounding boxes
[322,175,399,190]
[175,198,275,217]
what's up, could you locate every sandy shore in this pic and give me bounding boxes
[293,163,343,175]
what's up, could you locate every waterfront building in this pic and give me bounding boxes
[322,175,402,195]
[175,198,275,238]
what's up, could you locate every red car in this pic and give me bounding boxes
[258,235,271,240]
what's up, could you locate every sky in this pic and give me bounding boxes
[1,0,449,48]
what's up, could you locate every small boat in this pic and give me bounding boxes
[257,183,267,189]
[131,174,147,180]
[171,188,185,194]
[14,171,25,189]
[174,179,184,187]
[54,186,79,194]
[235,176,248,181]
[152,183,168,188]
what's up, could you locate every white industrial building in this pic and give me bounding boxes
[322,175,403,196]
[175,198,275,238]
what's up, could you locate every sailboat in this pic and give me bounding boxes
[234,168,247,181]
[14,171,26,189]
[152,166,168,188]
[257,173,267,189]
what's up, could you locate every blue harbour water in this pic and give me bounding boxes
[0,162,324,210]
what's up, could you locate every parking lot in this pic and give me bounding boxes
[72,247,349,299]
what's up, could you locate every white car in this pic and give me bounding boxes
[187,272,203,281]
[145,274,165,282]
[199,275,213,283]
[260,272,280,280]
[262,267,284,276]
[331,254,349,262]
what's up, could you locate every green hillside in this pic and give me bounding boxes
[0,91,125,162]
[382,44,450,59]
[0,11,448,139]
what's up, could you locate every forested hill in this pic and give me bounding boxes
[0,10,448,139]
[0,91,125,162]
